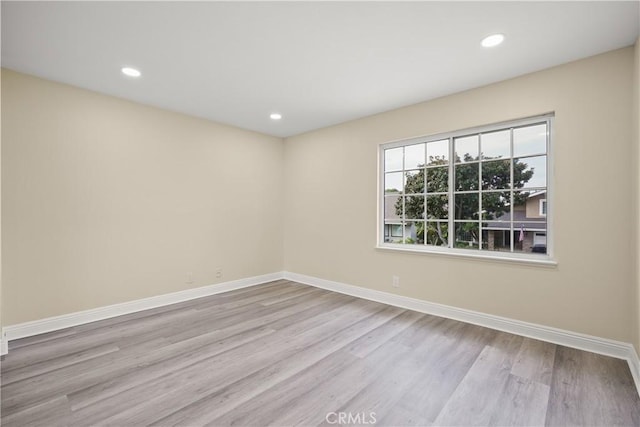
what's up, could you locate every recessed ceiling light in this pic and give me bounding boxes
[481,34,505,48]
[121,67,141,77]
[270,113,282,120]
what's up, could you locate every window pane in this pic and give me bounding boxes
[517,155,546,189]
[426,167,448,193]
[454,193,480,220]
[385,147,403,171]
[426,195,448,219]
[513,124,546,157]
[403,221,424,245]
[385,172,404,194]
[455,135,479,163]
[481,130,510,160]
[481,191,511,220]
[384,195,402,220]
[404,170,424,194]
[511,190,547,254]
[455,163,479,191]
[427,139,449,165]
[512,190,530,211]
[404,196,425,219]
[384,222,404,243]
[404,143,425,170]
[425,221,448,246]
[483,229,512,253]
[512,227,533,254]
[454,222,480,249]
[482,159,511,190]
[532,232,547,254]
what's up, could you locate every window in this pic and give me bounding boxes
[539,199,547,216]
[379,115,552,260]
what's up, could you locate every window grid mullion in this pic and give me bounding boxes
[448,137,454,248]
[510,127,515,253]
[402,147,406,243]
[424,144,428,245]
[479,133,483,251]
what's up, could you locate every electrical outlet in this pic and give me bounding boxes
[216,268,223,279]
[392,275,400,288]
[186,272,194,284]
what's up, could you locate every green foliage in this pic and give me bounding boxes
[424,222,448,246]
[395,153,534,244]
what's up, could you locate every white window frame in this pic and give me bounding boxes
[377,114,555,266]
[539,199,547,217]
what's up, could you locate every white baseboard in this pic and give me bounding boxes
[283,271,640,394]
[628,347,640,394]
[2,271,285,346]
[1,332,8,356]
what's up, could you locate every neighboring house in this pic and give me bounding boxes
[384,191,547,252]
[383,194,404,243]
[485,191,547,252]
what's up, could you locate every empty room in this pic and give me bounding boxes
[1,1,640,426]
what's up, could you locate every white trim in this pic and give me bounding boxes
[376,244,557,267]
[539,199,547,217]
[283,271,640,394]
[378,113,555,263]
[1,332,8,356]
[2,272,285,345]
[628,346,640,395]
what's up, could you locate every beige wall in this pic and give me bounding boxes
[1,69,284,325]
[284,47,635,343]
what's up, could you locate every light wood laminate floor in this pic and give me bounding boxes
[2,280,639,426]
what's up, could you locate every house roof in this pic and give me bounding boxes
[527,190,547,199]
[485,209,546,231]
[385,193,547,231]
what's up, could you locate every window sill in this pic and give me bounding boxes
[376,244,557,268]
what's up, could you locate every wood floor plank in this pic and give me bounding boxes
[320,326,464,426]
[377,405,431,427]
[1,395,71,427]
[243,339,416,427]
[174,307,410,424]
[68,299,391,426]
[545,346,640,426]
[2,343,120,386]
[510,337,557,386]
[2,336,168,417]
[388,320,498,424]
[159,287,333,344]
[488,374,550,427]
[343,309,425,358]
[433,339,528,426]
[2,280,639,427]
[67,325,276,413]
[6,328,77,351]
[156,306,408,427]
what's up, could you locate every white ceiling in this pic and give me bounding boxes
[2,1,639,138]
